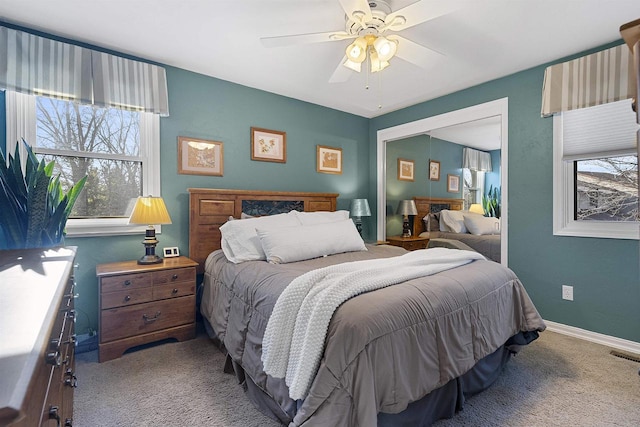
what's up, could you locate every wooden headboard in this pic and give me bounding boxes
[188,188,339,273]
[412,197,464,236]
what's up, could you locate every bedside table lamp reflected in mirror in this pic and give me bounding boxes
[396,200,418,237]
[469,203,484,215]
[128,196,173,264]
[350,198,371,236]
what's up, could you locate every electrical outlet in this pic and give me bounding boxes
[562,285,574,301]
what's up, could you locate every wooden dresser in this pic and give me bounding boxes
[0,246,77,427]
[386,235,430,251]
[96,256,198,362]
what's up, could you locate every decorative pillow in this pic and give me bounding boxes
[439,210,468,233]
[293,210,350,225]
[219,211,300,263]
[463,215,500,235]
[257,219,366,264]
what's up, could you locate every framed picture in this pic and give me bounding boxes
[177,137,223,176]
[429,159,440,181]
[447,174,460,193]
[316,145,343,174]
[397,158,415,181]
[251,127,286,163]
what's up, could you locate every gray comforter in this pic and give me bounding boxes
[201,245,545,426]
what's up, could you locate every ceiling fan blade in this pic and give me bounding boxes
[261,31,354,48]
[329,56,354,83]
[384,1,459,32]
[338,0,372,22]
[389,35,444,70]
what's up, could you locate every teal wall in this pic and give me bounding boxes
[385,136,464,236]
[485,149,501,193]
[1,26,638,344]
[370,42,640,343]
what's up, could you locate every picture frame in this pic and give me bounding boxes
[397,158,415,181]
[316,145,343,174]
[177,137,223,176]
[251,127,286,163]
[429,159,440,181]
[447,174,461,193]
[163,247,180,258]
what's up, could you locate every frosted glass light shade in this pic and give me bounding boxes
[128,196,173,225]
[346,37,367,63]
[373,36,397,61]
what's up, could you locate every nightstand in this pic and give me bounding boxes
[386,235,430,251]
[96,256,198,362]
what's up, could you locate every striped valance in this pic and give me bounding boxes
[0,26,169,116]
[541,44,636,117]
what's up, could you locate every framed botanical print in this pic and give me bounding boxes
[251,127,286,163]
[447,174,460,193]
[177,137,223,176]
[316,145,343,174]
[397,158,415,181]
[429,159,440,181]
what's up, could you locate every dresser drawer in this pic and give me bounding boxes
[153,267,196,285]
[101,287,154,309]
[101,272,152,293]
[153,281,195,300]
[100,295,195,343]
[404,240,428,250]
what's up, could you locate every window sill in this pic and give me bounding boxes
[65,218,163,238]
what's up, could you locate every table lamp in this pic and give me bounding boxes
[396,200,418,237]
[469,203,485,215]
[349,198,371,236]
[128,196,173,264]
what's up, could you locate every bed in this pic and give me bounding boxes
[189,188,545,426]
[413,197,502,263]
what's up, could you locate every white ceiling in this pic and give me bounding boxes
[1,0,639,119]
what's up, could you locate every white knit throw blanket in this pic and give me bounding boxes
[261,248,485,400]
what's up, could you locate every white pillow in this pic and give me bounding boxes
[219,211,300,263]
[293,210,349,225]
[464,215,500,235]
[257,219,366,264]
[439,210,468,233]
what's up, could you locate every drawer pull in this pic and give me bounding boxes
[46,351,62,366]
[124,295,131,302]
[124,279,132,286]
[65,373,78,388]
[64,334,77,345]
[172,288,179,295]
[49,406,61,427]
[172,274,179,280]
[64,418,73,427]
[142,311,162,323]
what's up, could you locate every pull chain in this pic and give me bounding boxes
[378,70,382,109]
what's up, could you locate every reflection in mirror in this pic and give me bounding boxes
[379,99,507,264]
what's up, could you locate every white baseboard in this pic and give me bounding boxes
[544,320,640,355]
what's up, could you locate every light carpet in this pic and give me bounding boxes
[74,329,640,426]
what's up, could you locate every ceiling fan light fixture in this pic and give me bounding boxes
[346,37,367,63]
[343,58,362,72]
[369,50,390,73]
[373,36,397,62]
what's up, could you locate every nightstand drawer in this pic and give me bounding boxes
[101,272,152,293]
[100,295,195,343]
[404,240,428,250]
[153,281,195,300]
[101,287,153,309]
[154,267,196,285]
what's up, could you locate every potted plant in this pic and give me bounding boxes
[482,185,501,218]
[0,140,87,249]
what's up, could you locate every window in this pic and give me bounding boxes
[5,91,160,236]
[553,99,639,239]
[463,168,485,209]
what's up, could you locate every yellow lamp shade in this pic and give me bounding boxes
[128,196,172,225]
[469,203,484,215]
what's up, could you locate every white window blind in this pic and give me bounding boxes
[562,99,639,160]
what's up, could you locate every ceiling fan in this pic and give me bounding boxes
[260,0,457,83]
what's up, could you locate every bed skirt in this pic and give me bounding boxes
[204,318,537,426]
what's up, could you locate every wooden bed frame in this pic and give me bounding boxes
[412,196,464,235]
[188,188,338,273]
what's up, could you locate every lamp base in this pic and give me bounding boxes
[137,254,163,265]
[402,216,412,238]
